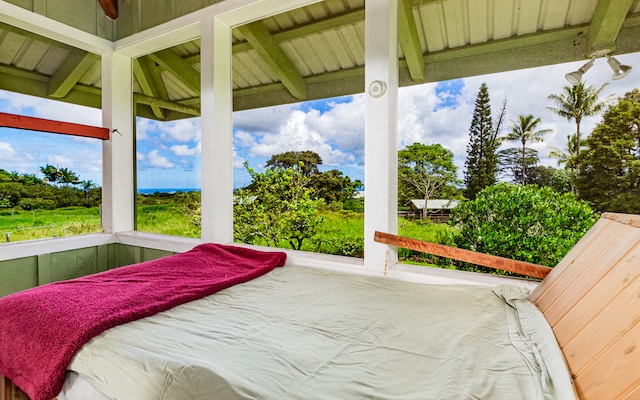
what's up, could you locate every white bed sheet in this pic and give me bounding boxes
[65,266,575,400]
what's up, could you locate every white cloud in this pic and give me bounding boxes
[0,142,16,159]
[248,109,355,167]
[147,150,174,168]
[170,142,201,156]
[49,155,73,166]
[137,152,145,160]
[159,119,201,142]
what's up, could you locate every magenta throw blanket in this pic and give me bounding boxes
[0,243,286,400]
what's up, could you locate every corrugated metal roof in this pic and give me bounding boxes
[406,199,461,210]
[1,0,639,120]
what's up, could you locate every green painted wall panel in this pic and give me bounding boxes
[0,256,38,297]
[47,247,100,283]
[140,248,174,262]
[0,243,181,297]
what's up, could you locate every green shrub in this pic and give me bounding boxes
[19,198,57,210]
[450,183,598,272]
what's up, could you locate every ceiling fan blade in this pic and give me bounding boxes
[99,0,118,19]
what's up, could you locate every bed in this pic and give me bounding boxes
[1,212,639,400]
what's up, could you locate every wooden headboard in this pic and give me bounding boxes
[530,212,640,400]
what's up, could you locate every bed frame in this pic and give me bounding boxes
[2,212,638,400]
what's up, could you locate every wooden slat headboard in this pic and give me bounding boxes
[530,212,640,400]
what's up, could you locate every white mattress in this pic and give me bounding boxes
[64,266,575,400]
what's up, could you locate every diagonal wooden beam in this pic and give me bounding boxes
[398,0,425,82]
[237,21,307,100]
[374,231,552,279]
[133,57,165,119]
[47,50,99,98]
[148,49,200,95]
[587,0,635,57]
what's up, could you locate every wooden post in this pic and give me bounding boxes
[1,374,30,400]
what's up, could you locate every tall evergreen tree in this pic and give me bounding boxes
[464,83,500,199]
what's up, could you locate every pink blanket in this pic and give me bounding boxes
[0,243,286,400]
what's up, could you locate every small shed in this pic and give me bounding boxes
[404,199,461,223]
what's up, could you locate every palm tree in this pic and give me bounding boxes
[504,114,552,184]
[547,81,610,159]
[81,180,95,200]
[549,133,582,194]
[58,168,80,187]
[40,164,61,185]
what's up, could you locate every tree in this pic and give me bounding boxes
[398,143,460,219]
[265,150,322,177]
[450,183,597,270]
[40,164,61,185]
[498,147,539,184]
[576,89,640,213]
[81,180,96,201]
[234,161,324,250]
[58,167,80,187]
[547,81,609,160]
[464,83,501,199]
[309,169,362,205]
[548,133,582,194]
[502,114,552,184]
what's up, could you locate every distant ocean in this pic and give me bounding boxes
[138,188,201,195]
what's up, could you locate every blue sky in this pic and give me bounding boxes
[1,52,639,190]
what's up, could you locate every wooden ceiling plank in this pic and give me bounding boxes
[237,21,307,100]
[148,48,201,95]
[399,0,426,82]
[587,0,635,56]
[133,57,165,119]
[47,49,99,98]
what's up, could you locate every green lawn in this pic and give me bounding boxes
[1,204,457,266]
[0,206,101,243]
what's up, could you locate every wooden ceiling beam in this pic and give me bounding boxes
[48,49,99,98]
[587,0,635,57]
[133,57,165,119]
[148,49,200,96]
[231,9,365,54]
[237,21,307,100]
[398,0,425,82]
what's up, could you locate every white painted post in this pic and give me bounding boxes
[200,16,234,243]
[101,51,135,233]
[364,0,399,274]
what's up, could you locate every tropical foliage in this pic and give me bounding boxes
[501,114,552,184]
[234,161,324,250]
[450,183,598,271]
[576,89,640,213]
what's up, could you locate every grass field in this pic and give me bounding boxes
[0,206,102,243]
[1,204,457,263]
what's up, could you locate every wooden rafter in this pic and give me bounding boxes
[0,112,109,140]
[133,57,165,119]
[98,0,118,20]
[237,21,307,100]
[48,49,99,98]
[398,0,425,82]
[587,0,635,57]
[374,231,552,279]
[148,49,201,96]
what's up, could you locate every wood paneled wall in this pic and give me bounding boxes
[0,244,174,298]
[531,213,640,400]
